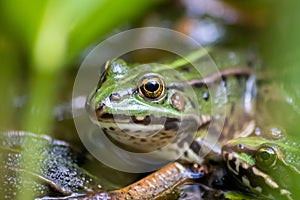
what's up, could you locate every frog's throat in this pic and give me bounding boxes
[92,106,210,153]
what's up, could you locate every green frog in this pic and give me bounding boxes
[222,134,300,200]
[86,48,256,164]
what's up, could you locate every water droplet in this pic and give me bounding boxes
[269,127,286,138]
[254,127,261,136]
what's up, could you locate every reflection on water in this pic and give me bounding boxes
[178,183,203,200]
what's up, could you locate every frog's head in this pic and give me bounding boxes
[222,136,300,199]
[86,59,206,153]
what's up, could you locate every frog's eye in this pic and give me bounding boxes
[255,146,277,169]
[138,75,165,100]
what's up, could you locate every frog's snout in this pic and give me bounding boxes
[85,97,103,123]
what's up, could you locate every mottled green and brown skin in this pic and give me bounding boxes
[86,48,256,163]
[222,136,300,200]
[86,57,204,155]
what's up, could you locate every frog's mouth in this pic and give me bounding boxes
[87,100,203,153]
[86,95,207,131]
[95,106,203,138]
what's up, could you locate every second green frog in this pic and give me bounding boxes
[222,133,300,200]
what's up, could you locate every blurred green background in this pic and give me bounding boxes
[0,0,161,135]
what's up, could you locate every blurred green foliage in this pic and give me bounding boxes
[259,0,300,135]
[259,1,300,197]
[0,0,161,134]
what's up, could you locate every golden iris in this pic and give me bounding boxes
[255,146,277,170]
[138,75,165,100]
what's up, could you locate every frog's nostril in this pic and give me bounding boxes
[237,144,244,150]
[110,93,121,101]
[96,103,104,111]
[86,101,103,116]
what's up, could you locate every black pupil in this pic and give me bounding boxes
[202,92,209,101]
[145,80,159,92]
[260,151,271,160]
